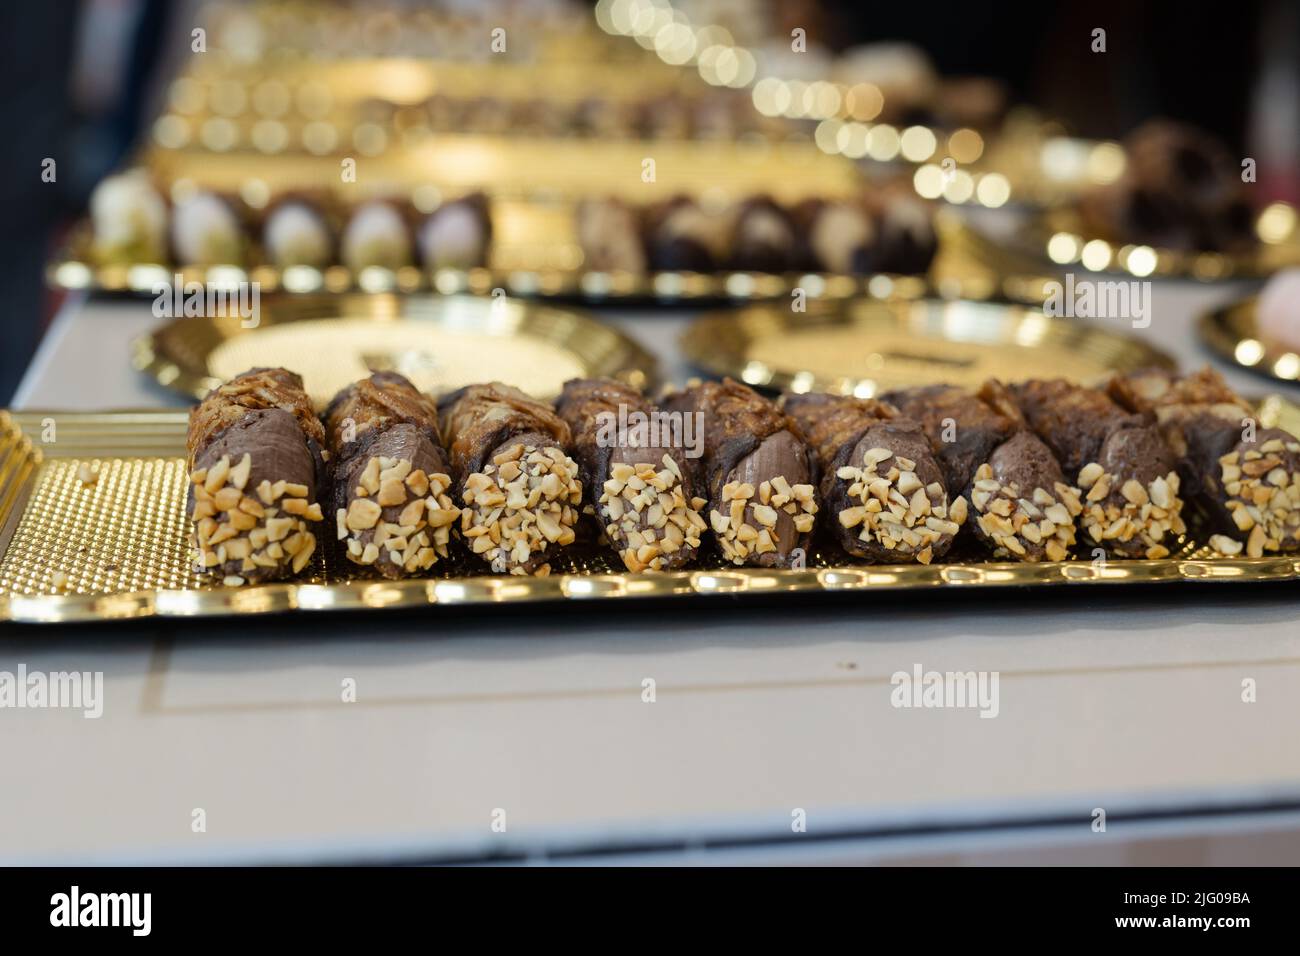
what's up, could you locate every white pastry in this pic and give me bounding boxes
[172,191,244,265]
[1256,268,1300,352]
[89,170,168,262]
[341,201,412,271]
[263,202,331,268]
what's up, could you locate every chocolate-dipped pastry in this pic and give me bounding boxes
[639,95,693,140]
[661,379,817,568]
[262,199,333,269]
[466,96,512,135]
[417,193,492,270]
[89,169,168,264]
[1109,367,1300,556]
[1012,379,1185,558]
[556,378,707,571]
[437,383,583,576]
[871,192,938,274]
[186,368,327,585]
[728,196,797,273]
[341,200,413,271]
[783,393,959,564]
[172,191,245,266]
[574,96,639,138]
[644,197,727,272]
[883,382,1082,561]
[576,198,647,273]
[791,198,878,274]
[1079,120,1255,253]
[323,373,460,577]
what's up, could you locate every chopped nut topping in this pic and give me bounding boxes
[968,463,1082,562]
[1077,463,1185,559]
[189,454,323,584]
[1217,449,1300,555]
[832,446,951,559]
[460,443,582,575]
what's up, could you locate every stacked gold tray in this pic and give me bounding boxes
[49,207,1010,307]
[3,401,1299,625]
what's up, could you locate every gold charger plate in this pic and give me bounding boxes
[132,293,655,406]
[1199,296,1300,385]
[3,405,1299,626]
[681,297,1174,396]
[969,205,1300,282]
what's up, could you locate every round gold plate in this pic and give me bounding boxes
[1029,206,1298,281]
[133,293,656,405]
[1199,296,1300,385]
[681,297,1174,396]
[958,203,1300,284]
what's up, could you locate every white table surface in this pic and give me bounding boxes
[3,286,1300,865]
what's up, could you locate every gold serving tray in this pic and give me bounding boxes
[132,293,655,406]
[962,204,1300,282]
[2,408,1299,626]
[681,297,1174,396]
[1199,296,1300,386]
[48,208,1016,307]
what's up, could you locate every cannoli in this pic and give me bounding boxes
[783,392,959,564]
[262,199,333,269]
[662,379,817,568]
[575,198,647,274]
[417,193,491,270]
[871,191,938,274]
[882,382,1082,561]
[172,191,245,266]
[186,368,327,585]
[1108,366,1300,556]
[555,378,707,571]
[323,372,460,577]
[1079,120,1255,253]
[341,200,413,271]
[437,383,583,576]
[1011,379,1185,558]
[644,197,727,272]
[89,170,168,264]
[728,196,797,273]
[791,198,877,275]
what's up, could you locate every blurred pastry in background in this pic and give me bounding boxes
[728,196,797,273]
[870,189,939,274]
[417,193,492,270]
[575,197,646,273]
[1079,120,1256,253]
[262,200,333,269]
[1256,268,1300,353]
[172,191,245,266]
[793,198,877,274]
[644,196,728,272]
[341,200,413,271]
[89,169,168,264]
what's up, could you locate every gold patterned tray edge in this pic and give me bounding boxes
[2,410,1299,626]
[6,557,1300,626]
[50,252,941,304]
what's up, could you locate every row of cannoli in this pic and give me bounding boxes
[576,189,937,277]
[90,171,492,272]
[185,365,1300,586]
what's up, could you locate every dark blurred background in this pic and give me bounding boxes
[0,0,1296,402]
